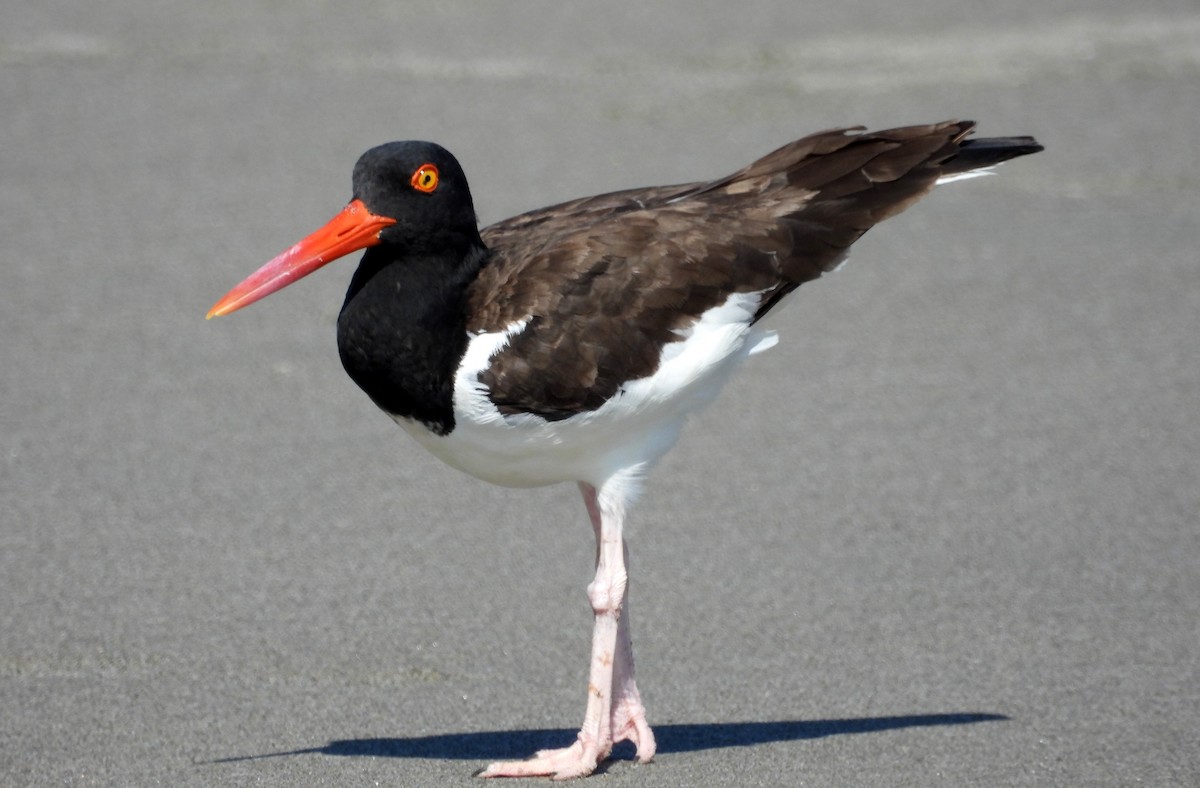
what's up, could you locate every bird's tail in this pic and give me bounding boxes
[937,133,1044,184]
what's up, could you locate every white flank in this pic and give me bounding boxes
[395,292,773,489]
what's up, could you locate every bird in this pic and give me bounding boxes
[207,120,1042,779]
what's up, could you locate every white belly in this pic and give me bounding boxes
[394,291,777,488]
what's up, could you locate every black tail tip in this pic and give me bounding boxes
[948,134,1043,173]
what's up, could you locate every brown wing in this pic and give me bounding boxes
[467,121,977,420]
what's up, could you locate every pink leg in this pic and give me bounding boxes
[579,482,656,763]
[479,481,656,779]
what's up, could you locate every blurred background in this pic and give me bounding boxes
[3,1,1197,784]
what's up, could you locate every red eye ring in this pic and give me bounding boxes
[411,164,439,193]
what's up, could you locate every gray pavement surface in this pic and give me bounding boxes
[3,1,1199,785]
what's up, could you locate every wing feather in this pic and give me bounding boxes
[465,120,1005,419]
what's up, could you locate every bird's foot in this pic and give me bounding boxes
[477,736,601,781]
[478,696,655,780]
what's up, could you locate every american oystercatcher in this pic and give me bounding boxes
[208,120,1041,779]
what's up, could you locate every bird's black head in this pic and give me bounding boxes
[206,140,483,319]
[352,141,481,254]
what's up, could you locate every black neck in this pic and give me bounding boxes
[337,240,488,434]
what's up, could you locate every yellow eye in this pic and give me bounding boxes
[410,164,439,193]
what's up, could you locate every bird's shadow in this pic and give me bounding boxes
[208,713,1006,764]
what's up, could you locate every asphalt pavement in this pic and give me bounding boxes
[3,1,1199,785]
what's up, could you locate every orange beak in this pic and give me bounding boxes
[207,198,397,319]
